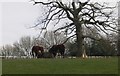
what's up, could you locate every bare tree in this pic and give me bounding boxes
[32,0,117,57]
[19,36,32,57]
[34,31,67,52]
[31,37,40,46]
[1,46,7,57]
[42,31,67,45]
[13,41,26,57]
[1,45,13,57]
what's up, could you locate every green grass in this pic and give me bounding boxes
[0,58,2,75]
[2,57,118,74]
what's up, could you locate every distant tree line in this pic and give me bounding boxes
[0,31,67,58]
[67,34,118,56]
[0,30,118,58]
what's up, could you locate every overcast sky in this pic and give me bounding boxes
[0,1,41,46]
[0,0,119,47]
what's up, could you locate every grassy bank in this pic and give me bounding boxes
[2,57,118,74]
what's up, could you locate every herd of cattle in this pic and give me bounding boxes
[31,44,112,59]
[32,44,65,58]
[1,44,112,59]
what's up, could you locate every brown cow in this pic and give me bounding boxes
[32,46,44,58]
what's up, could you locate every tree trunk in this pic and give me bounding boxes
[75,21,83,57]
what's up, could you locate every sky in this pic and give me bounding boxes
[0,0,119,47]
[0,1,42,46]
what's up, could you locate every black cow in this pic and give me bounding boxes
[49,44,65,58]
[32,46,44,58]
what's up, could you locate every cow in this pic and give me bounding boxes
[31,46,44,58]
[49,44,65,58]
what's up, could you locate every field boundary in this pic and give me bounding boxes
[1,74,119,76]
[0,58,2,76]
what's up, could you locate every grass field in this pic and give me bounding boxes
[0,59,2,75]
[2,57,118,74]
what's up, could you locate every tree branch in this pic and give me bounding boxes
[54,23,74,33]
[62,34,76,44]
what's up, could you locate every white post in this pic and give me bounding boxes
[82,44,88,58]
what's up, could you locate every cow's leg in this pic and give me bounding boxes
[61,52,64,58]
[51,53,54,58]
[53,53,56,58]
[56,52,61,58]
[35,53,38,58]
[56,53,58,58]
[32,52,35,58]
[37,54,40,58]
